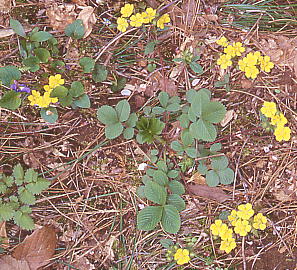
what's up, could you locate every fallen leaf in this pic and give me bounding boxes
[220,109,235,127]
[188,172,206,185]
[159,77,178,96]
[187,184,230,202]
[77,6,97,38]
[241,78,253,89]
[0,255,30,270]
[0,222,9,249]
[13,226,57,270]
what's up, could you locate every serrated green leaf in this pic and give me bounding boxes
[152,170,168,186]
[105,122,123,139]
[142,175,151,184]
[181,130,194,146]
[196,119,217,142]
[185,147,197,158]
[73,94,90,108]
[123,127,134,139]
[158,92,169,108]
[79,57,95,73]
[0,183,7,194]
[69,81,84,97]
[10,18,26,37]
[206,170,220,187]
[13,211,34,230]
[0,66,21,86]
[40,107,58,123]
[178,114,190,128]
[137,206,163,231]
[115,99,130,122]
[167,194,186,212]
[18,188,36,205]
[30,31,53,42]
[167,170,179,179]
[144,181,167,205]
[201,101,226,123]
[65,19,85,39]
[171,141,184,153]
[24,168,38,183]
[198,162,208,175]
[210,143,222,152]
[26,178,50,194]
[191,90,210,117]
[211,156,229,170]
[168,180,185,195]
[0,204,14,221]
[166,103,180,112]
[218,168,234,185]
[125,113,138,127]
[97,106,119,125]
[152,106,165,114]
[13,164,24,183]
[161,205,180,234]
[92,63,108,82]
[34,48,50,63]
[136,185,146,199]
[0,91,21,110]
[156,161,167,172]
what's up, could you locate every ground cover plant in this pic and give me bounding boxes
[0,0,296,269]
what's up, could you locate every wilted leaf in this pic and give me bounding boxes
[77,6,97,38]
[187,184,230,202]
[0,255,30,270]
[12,226,57,270]
[0,221,9,249]
[220,109,235,127]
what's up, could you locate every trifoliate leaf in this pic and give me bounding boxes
[24,168,38,183]
[13,211,34,230]
[18,188,36,205]
[26,178,50,195]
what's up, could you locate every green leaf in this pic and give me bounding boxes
[34,48,50,63]
[73,94,90,108]
[144,180,167,205]
[97,105,118,125]
[142,175,151,184]
[115,99,130,122]
[65,20,85,39]
[206,170,220,187]
[196,119,217,142]
[136,185,146,199]
[30,31,53,42]
[167,194,186,212]
[26,178,50,195]
[156,161,167,172]
[191,90,210,117]
[152,170,169,186]
[210,143,222,152]
[159,238,174,248]
[189,61,203,74]
[23,56,40,72]
[144,41,158,55]
[24,168,38,183]
[0,66,21,86]
[123,127,134,139]
[167,170,179,179]
[218,168,234,185]
[79,57,95,73]
[171,141,184,153]
[125,113,138,127]
[13,209,34,230]
[50,60,65,73]
[0,204,14,221]
[10,18,26,37]
[40,107,58,123]
[0,183,7,194]
[69,81,84,97]
[147,63,156,72]
[178,114,190,128]
[158,92,169,108]
[211,156,229,170]
[137,206,163,231]
[13,164,24,183]
[92,64,108,82]
[111,77,126,92]
[201,101,226,123]
[50,86,68,98]
[181,130,194,146]
[166,103,180,112]
[198,162,208,175]
[59,95,73,107]
[18,187,36,205]
[152,106,165,114]
[4,176,14,187]
[0,91,21,110]
[168,180,185,195]
[185,147,197,158]
[161,205,180,234]
[105,122,123,139]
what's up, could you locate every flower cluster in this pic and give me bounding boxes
[27,74,64,108]
[210,203,267,254]
[260,101,291,142]
[174,248,191,265]
[216,36,274,79]
[117,4,170,32]
[165,242,194,265]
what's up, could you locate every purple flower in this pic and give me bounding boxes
[10,82,31,93]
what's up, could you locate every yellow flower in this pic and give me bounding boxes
[253,213,267,230]
[217,54,232,69]
[157,14,170,29]
[261,101,277,118]
[224,45,236,58]
[232,42,245,56]
[174,248,190,265]
[228,210,239,226]
[220,227,234,240]
[216,36,229,47]
[237,203,254,220]
[48,74,64,89]
[117,17,129,32]
[246,52,259,65]
[270,113,287,126]
[210,219,228,236]
[130,13,144,27]
[44,85,52,92]
[244,65,259,79]
[259,55,274,72]
[274,125,291,142]
[120,3,134,18]
[234,219,252,236]
[28,90,41,106]
[220,237,236,254]
[141,8,156,23]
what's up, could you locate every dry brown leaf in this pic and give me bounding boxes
[46,4,76,31]
[187,184,230,202]
[240,78,253,89]
[159,77,178,96]
[220,109,235,127]
[77,6,97,38]
[0,222,9,249]
[188,172,206,185]
[0,255,31,270]
[12,226,57,270]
